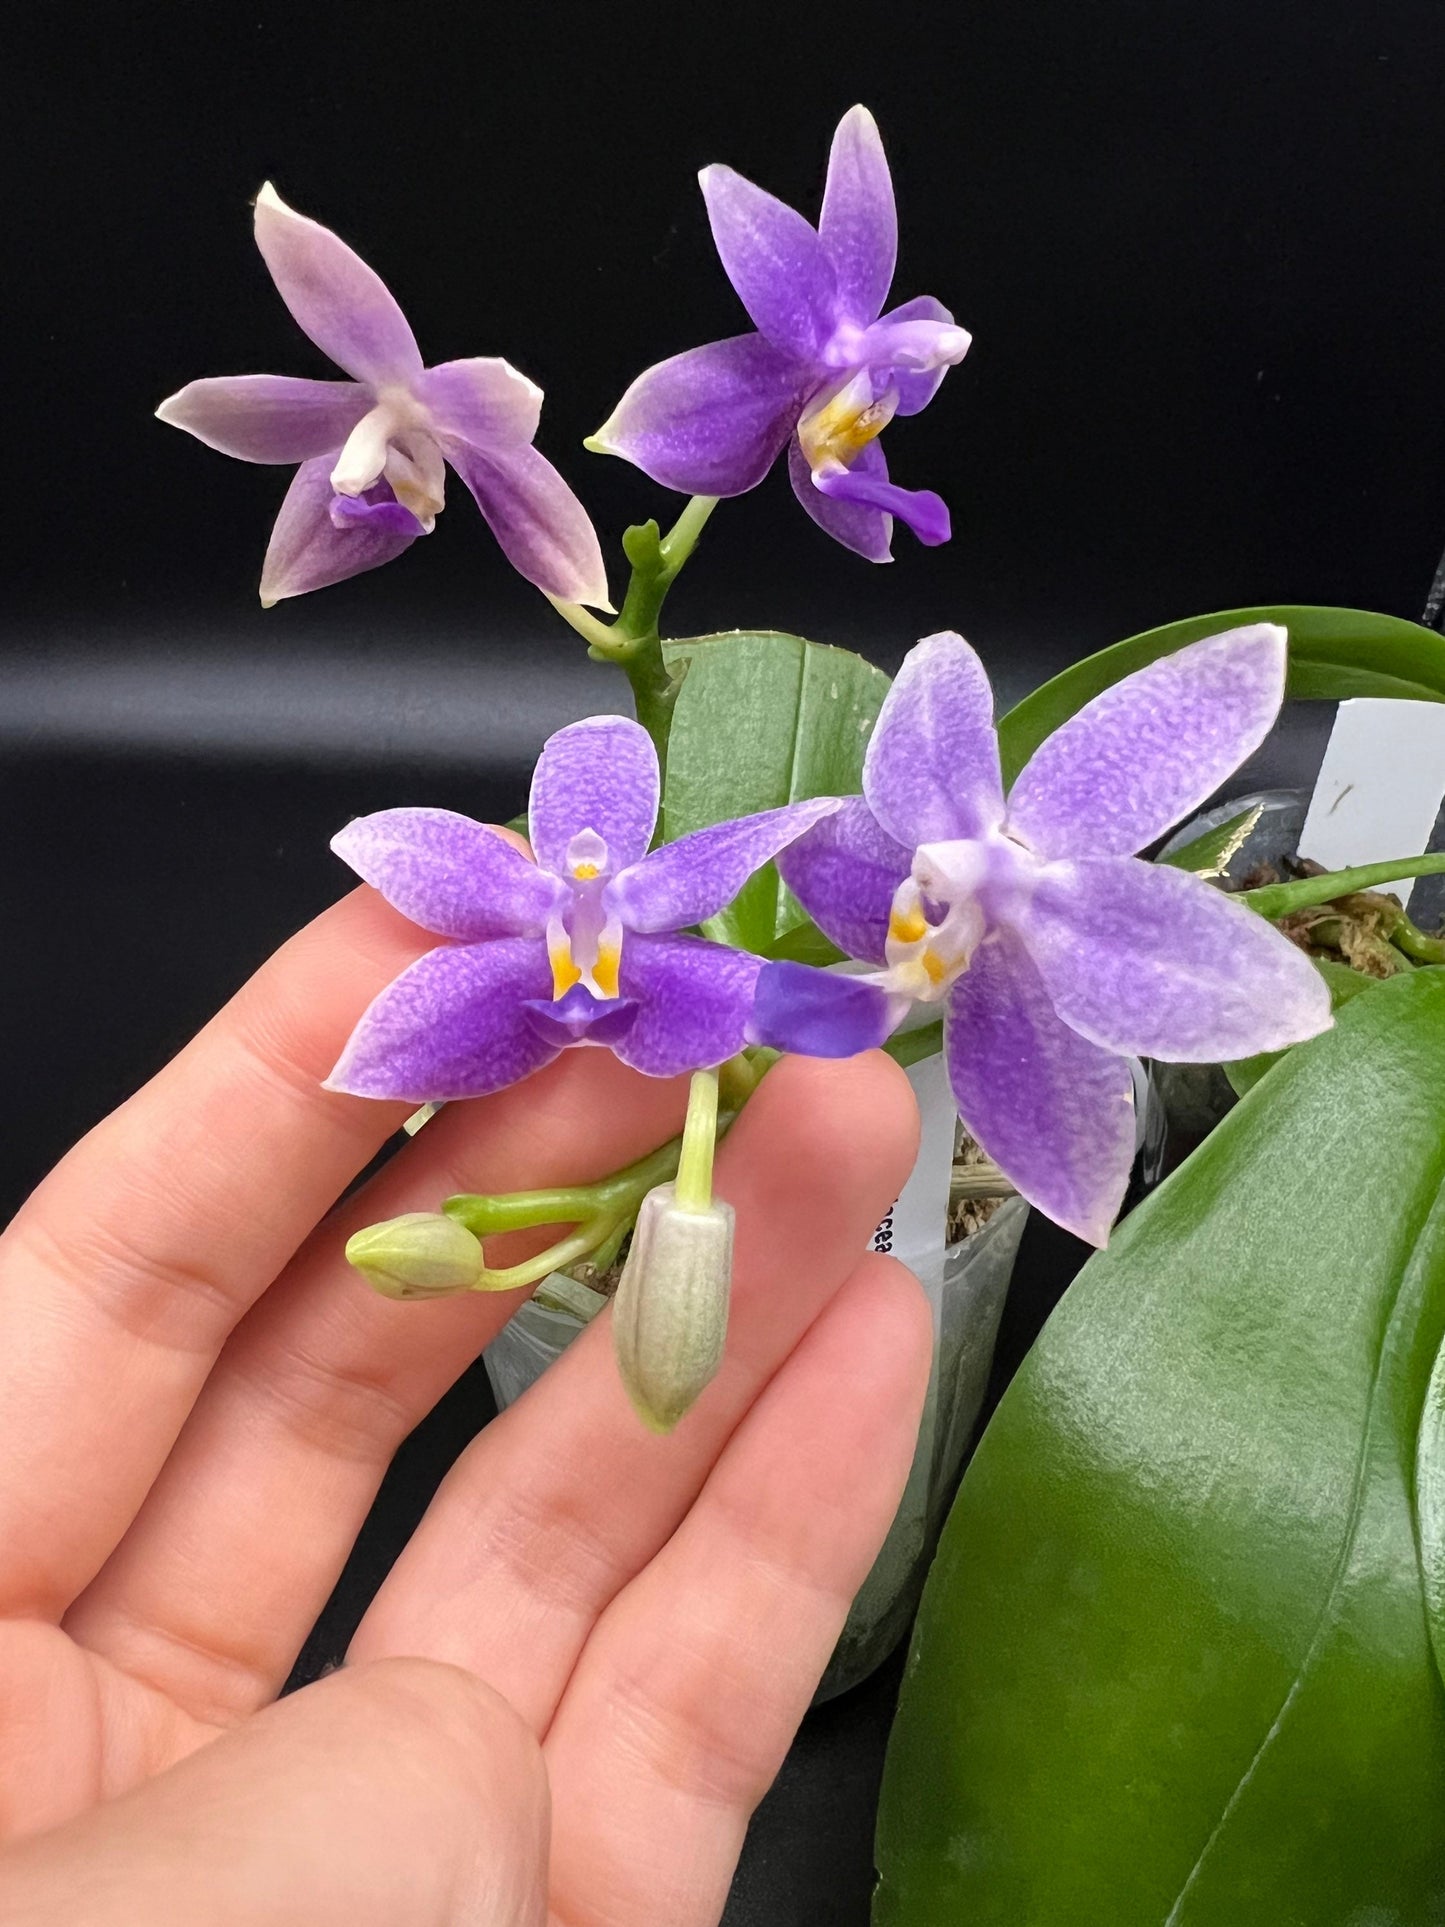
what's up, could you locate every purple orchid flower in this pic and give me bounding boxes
[157,185,608,610]
[754,626,1333,1245]
[587,107,970,563]
[327,715,838,1100]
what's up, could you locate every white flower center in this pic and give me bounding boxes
[797,369,899,479]
[330,389,446,530]
[547,829,624,1001]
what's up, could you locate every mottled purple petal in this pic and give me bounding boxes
[439,432,609,608]
[528,716,660,877]
[608,798,841,934]
[699,164,839,360]
[788,437,893,562]
[612,933,762,1077]
[749,961,896,1056]
[414,357,542,447]
[326,937,558,1100]
[1021,855,1334,1061]
[252,184,423,386]
[521,986,639,1050]
[776,798,912,966]
[946,927,1136,1247]
[332,808,564,941]
[1006,623,1289,860]
[590,334,804,496]
[818,105,896,326]
[156,375,370,463]
[815,458,950,547]
[864,631,1006,848]
[259,455,420,606]
[866,295,971,416]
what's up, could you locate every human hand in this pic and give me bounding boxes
[0,882,929,1924]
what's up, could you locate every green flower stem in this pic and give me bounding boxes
[473,1218,622,1293]
[675,1068,720,1214]
[546,494,719,771]
[444,1135,684,1240]
[1240,851,1445,920]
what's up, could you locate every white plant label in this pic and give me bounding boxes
[871,1049,955,1269]
[1301,697,1445,905]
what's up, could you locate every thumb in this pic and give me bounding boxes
[0,1658,550,1926]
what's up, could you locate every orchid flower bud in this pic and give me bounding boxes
[613,1181,735,1433]
[345,1212,484,1300]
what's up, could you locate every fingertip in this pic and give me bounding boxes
[729,1048,922,1213]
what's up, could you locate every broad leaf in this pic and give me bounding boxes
[997,605,1445,784]
[660,631,890,954]
[876,968,1445,1925]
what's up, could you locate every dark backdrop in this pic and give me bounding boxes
[8,3,1445,1920]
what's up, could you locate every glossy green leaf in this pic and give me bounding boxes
[1221,956,1378,1095]
[1157,804,1263,876]
[876,968,1445,1925]
[659,631,890,954]
[997,605,1445,784]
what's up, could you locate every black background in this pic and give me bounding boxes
[8,3,1445,1920]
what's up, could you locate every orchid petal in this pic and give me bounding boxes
[414,357,542,447]
[521,985,640,1051]
[259,456,421,606]
[528,716,660,877]
[863,631,1006,848]
[589,333,803,496]
[1007,623,1289,860]
[326,937,558,1101]
[328,487,426,536]
[439,433,609,608]
[776,798,913,966]
[945,926,1136,1247]
[252,184,423,386]
[867,295,971,415]
[1021,856,1334,1062]
[608,798,841,934]
[818,105,897,326]
[156,375,370,463]
[699,164,839,360]
[612,932,762,1078]
[331,808,564,942]
[788,437,893,561]
[749,961,896,1057]
[814,458,951,547]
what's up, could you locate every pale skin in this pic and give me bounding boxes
[0,870,929,1925]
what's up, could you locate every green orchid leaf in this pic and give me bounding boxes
[997,605,1445,784]
[1157,803,1264,877]
[660,631,890,955]
[875,967,1445,1925]
[1221,956,1378,1095]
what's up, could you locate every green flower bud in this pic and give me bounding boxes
[613,1182,734,1434]
[345,1212,484,1300]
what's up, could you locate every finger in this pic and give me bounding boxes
[348,1051,921,1734]
[0,1657,549,1927]
[0,887,434,1618]
[541,1256,931,1927]
[66,1053,685,1723]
